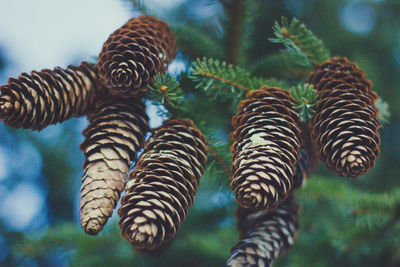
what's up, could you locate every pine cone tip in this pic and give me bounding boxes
[81,216,106,236]
[235,187,268,210]
[119,215,160,250]
[0,98,13,117]
[339,151,368,178]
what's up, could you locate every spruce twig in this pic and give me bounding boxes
[269,17,330,66]
[147,73,184,116]
[344,204,400,252]
[189,58,288,102]
[250,53,312,79]
[290,83,318,122]
[207,145,232,178]
[124,0,152,15]
[173,24,224,60]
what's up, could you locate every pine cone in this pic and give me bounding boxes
[307,57,380,177]
[230,86,301,211]
[97,15,177,97]
[118,119,207,251]
[79,97,149,235]
[292,122,318,189]
[0,62,101,130]
[227,195,299,267]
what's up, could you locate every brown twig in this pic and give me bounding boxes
[207,145,232,178]
[224,0,245,65]
[160,85,178,116]
[196,69,250,92]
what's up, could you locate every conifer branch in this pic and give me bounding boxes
[189,58,288,102]
[208,145,232,178]
[222,0,245,65]
[147,73,184,116]
[173,24,224,60]
[124,0,152,15]
[250,53,312,79]
[203,135,232,184]
[269,17,330,66]
[290,83,318,122]
[344,204,400,252]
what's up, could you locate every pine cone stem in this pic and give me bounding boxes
[79,97,149,235]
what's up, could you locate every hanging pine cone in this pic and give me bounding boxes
[79,97,149,235]
[230,86,301,211]
[97,15,177,98]
[227,195,299,267]
[118,119,207,250]
[0,62,101,130]
[292,122,318,189]
[307,57,380,178]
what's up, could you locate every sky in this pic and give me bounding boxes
[0,0,186,80]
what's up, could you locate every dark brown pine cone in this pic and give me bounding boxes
[0,62,101,130]
[79,97,149,235]
[118,119,207,251]
[230,86,301,211]
[306,57,380,178]
[97,15,177,98]
[227,195,299,267]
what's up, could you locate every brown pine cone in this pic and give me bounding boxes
[307,57,380,178]
[79,97,149,235]
[118,119,207,251]
[230,86,301,211]
[0,62,101,130]
[97,15,177,98]
[227,195,299,267]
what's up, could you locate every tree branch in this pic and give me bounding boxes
[224,0,245,65]
[207,145,232,178]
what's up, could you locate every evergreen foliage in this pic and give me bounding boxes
[173,24,224,60]
[270,17,331,66]
[147,73,184,116]
[290,83,318,122]
[189,57,287,109]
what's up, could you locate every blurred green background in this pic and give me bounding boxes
[0,0,400,266]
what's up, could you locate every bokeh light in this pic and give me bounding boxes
[339,3,376,35]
